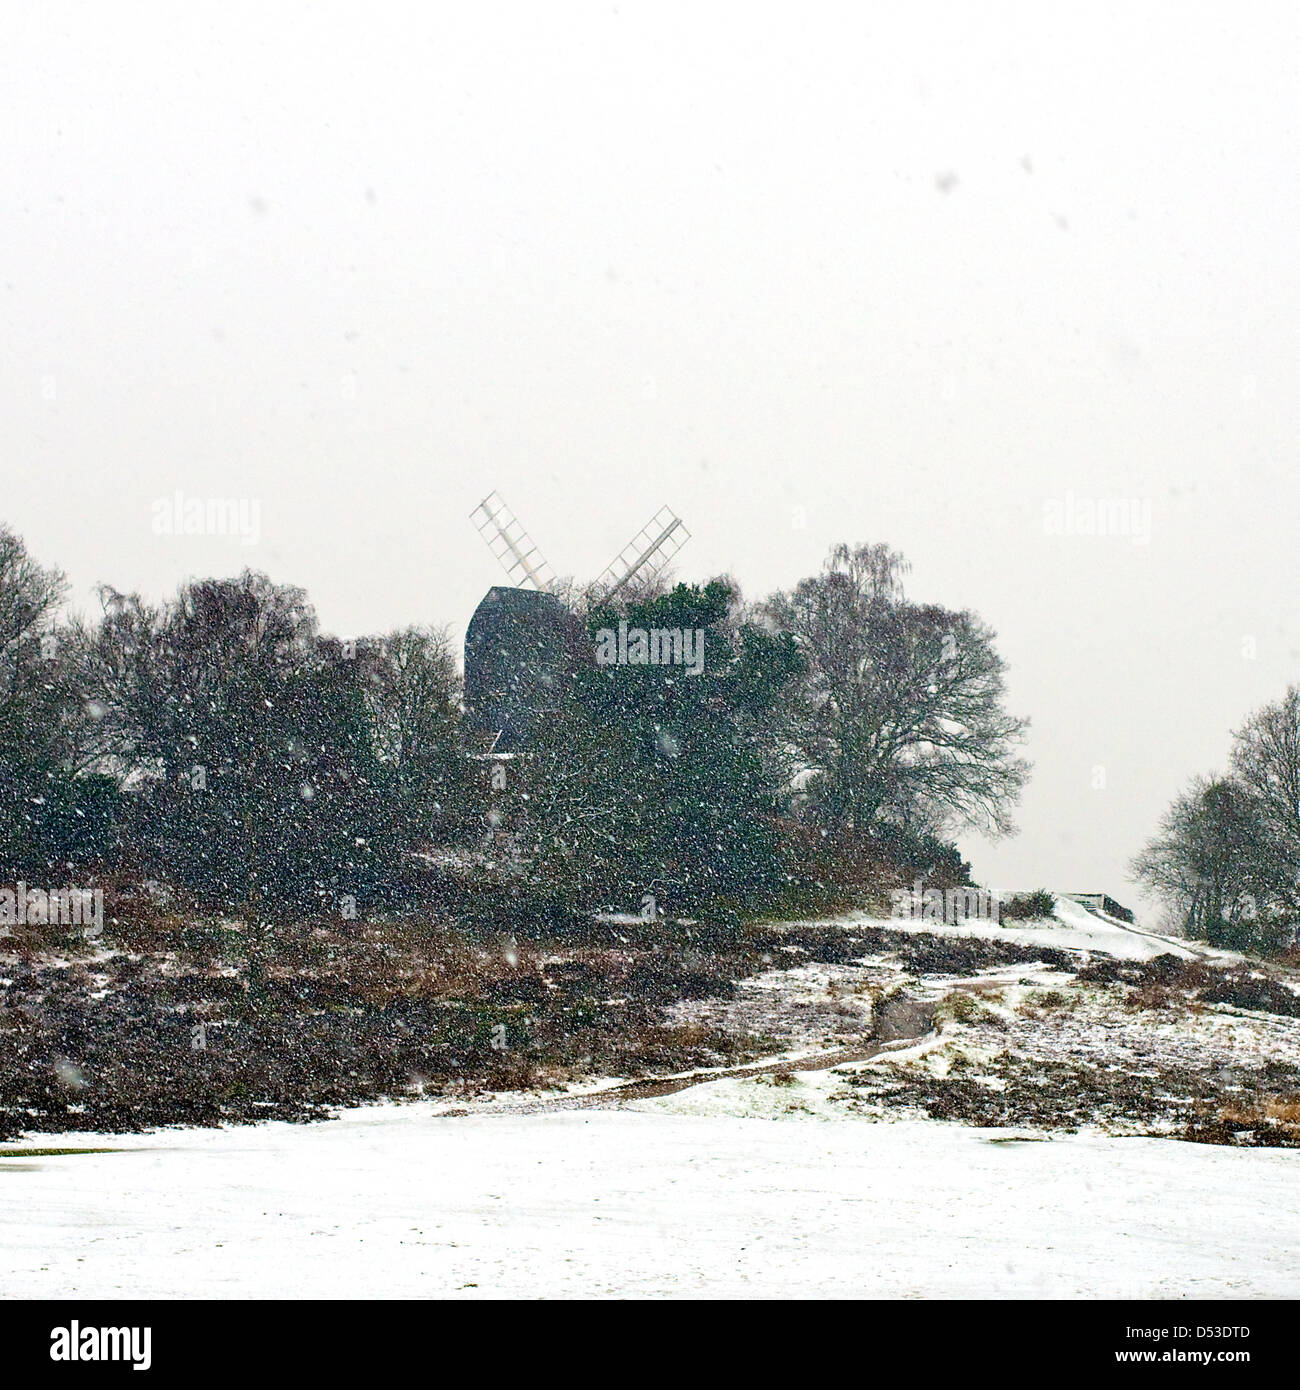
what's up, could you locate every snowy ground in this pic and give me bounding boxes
[6,901,1299,1299]
[830,895,1239,963]
[5,1102,1299,1299]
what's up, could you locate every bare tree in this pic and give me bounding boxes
[358,625,469,840]
[0,526,107,868]
[1230,685,1300,914]
[0,523,66,661]
[763,542,1030,835]
[1132,775,1273,941]
[0,525,70,757]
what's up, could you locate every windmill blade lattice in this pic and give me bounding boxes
[590,506,690,602]
[468,491,556,592]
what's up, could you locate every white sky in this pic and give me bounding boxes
[3,1,1298,910]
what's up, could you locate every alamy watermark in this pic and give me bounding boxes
[0,883,104,939]
[50,1322,151,1371]
[1043,491,1151,546]
[890,879,1002,925]
[151,490,261,545]
[594,620,705,676]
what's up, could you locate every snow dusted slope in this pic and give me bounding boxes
[1,894,1282,1300]
[842,895,1231,962]
[4,1104,1299,1299]
[1047,896,1222,960]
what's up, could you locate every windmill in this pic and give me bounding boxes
[465,491,690,749]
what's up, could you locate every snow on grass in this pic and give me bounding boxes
[5,902,1293,1297]
[810,896,1238,963]
[3,1102,1298,1298]
[624,1053,912,1123]
[660,960,883,1051]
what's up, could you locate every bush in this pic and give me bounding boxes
[1020,988,1072,1016]
[933,990,986,1027]
[1000,889,1056,920]
[0,771,124,877]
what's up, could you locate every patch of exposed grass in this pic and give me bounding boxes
[1019,987,1077,1018]
[934,991,989,1027]
[1190,1094,1300,1147]
[1079,953,1300,1019]
[0,1147,118,1157]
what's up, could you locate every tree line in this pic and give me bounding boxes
[0,523,1030,920]
[1134,688,1300,951]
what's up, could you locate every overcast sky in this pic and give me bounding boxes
[3,1,1297,911]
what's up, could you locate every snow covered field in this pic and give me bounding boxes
[5,1101,1300,1299]
[6,902,1298,1300]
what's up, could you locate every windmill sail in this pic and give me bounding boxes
[469,491,556,592]
[590,506,690,602]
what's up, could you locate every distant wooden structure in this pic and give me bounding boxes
[1063,892,1135,924]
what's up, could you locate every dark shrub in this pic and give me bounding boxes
[1000,889,1056,920]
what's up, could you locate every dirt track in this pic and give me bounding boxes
[442,1036,923,1116]
[442,986,944,1117]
